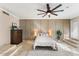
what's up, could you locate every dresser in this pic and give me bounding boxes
[11,29,22,44]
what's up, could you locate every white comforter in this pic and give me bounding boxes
[33,36,56,49]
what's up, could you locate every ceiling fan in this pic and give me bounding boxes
[37,4,64,18]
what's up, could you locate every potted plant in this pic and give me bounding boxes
[56,30,62,40]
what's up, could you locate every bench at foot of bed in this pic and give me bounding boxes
[33,46,58,51]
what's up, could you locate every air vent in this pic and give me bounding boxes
[2,11,9,16]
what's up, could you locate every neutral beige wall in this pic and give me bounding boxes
[10,15,19,27]
[0,10,10,46]
[20,19,70,40]
[0,10,19,46]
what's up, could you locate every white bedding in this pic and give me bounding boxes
[33,35,57,50]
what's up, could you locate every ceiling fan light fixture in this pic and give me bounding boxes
[37,3,64,18]
[48,14,50,18]
[47,13,50,15]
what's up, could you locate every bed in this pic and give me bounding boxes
[33,32,58,50]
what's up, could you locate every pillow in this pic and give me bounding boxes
[45,32,48,36]
[37,32,42,36]
[37,32,48,37]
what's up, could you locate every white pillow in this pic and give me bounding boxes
[37,32,42,36]
[45,33,48,36]
[37,32,48,37]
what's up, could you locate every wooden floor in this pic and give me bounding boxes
[12,39,34,56]
[0,38,79,56]
[0,39,33,56]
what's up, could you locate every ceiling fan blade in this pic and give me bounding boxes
[46,4,50,10]
[51,13,58,16]
[37,9,46,12]
[42,13,47,17]
[53,10,64,12]
[37,13,45,15]
[52,4,62,11]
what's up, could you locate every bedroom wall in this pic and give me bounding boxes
[0,10,19,46]
[20,19,70,40]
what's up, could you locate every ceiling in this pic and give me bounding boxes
[0,3,79,19]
